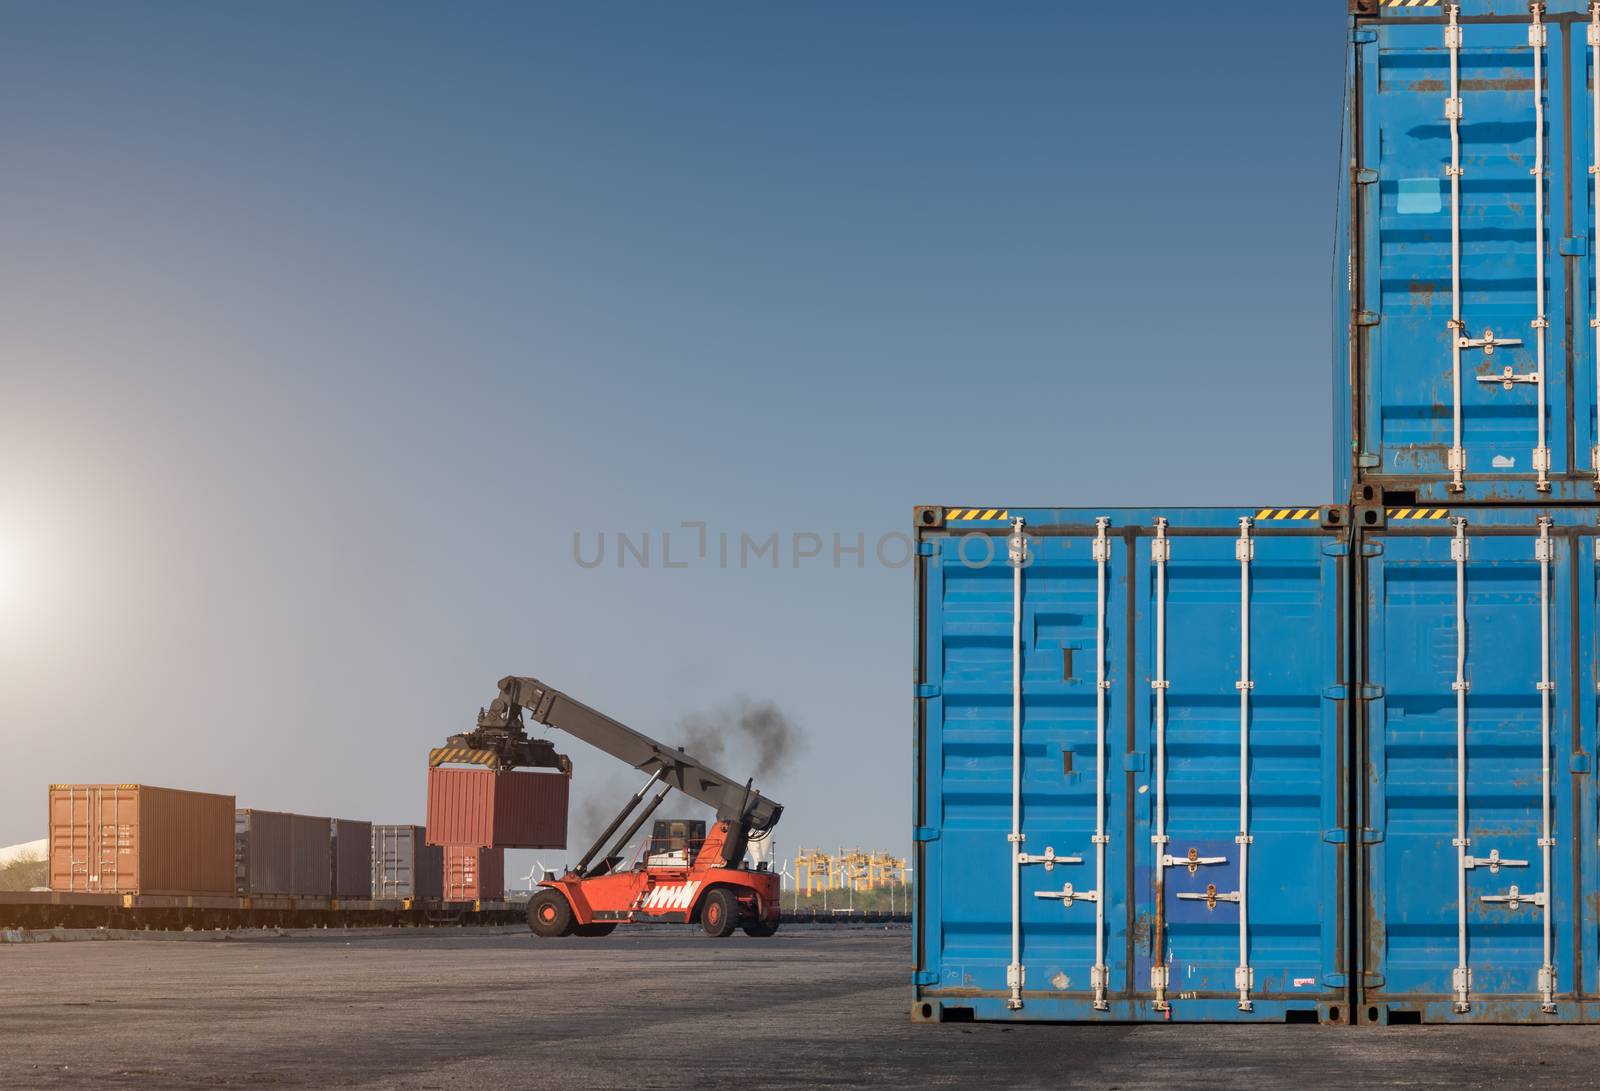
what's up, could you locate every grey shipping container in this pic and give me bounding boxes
[235,810,333,896]
[329,819,372,900]
[371,824,443,901]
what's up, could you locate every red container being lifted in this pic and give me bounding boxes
[442,844,505,901]
[425,767,568,850]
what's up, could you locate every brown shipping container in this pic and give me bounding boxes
[426,767,568,850]
[330,819,373,899]
[235,810,333,896]
[49,784,235,896]
[442,845,505,901]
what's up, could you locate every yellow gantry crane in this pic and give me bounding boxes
[792,848,909,895]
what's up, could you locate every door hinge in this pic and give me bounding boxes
[1355,310,1381,327]
[913,970,939,986]
[1362,828,1384,845]
[1323,828,1348,845]
[1355,167,1378,185]
[1363,972,1386,987]
[916,683,941,699]
[1357,453,1381,469]
[1352,29,1377,45]
[917,540,936,557]
[1322,685,1349,701]
[1323,541,1350,558]
[1362,540,1384,557]
[1323,972,1348,989]
[914,826,940,843]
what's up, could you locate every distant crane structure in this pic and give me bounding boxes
[792,848,908,895]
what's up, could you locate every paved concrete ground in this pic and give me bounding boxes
[4,926,1600,1089]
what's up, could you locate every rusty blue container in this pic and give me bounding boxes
[1335,0,1600,505]
[912,505,1353,1023]
[1354,502,1600,1024]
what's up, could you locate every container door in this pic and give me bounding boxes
[48,785,138,894]
[1361,517,1592,1022]
[917,522,1129,1018]
[1137,519,1347,1021]
[1356,14,1570,493]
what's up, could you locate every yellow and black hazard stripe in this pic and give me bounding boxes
[428,747,498,768]
[1382,0,1439,8]
[1253,508,1320,521]
[945,508,1010,522]
[1386,507,1450,520]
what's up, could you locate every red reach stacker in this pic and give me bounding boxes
[432,676,784,939]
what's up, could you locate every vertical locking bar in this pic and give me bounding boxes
[1007,516,1028,1010]
[1531,4,1550,491]
[1234,517,1255,1012]
[1536,516,1556,1011]
[1447,4,1467,491]
[1451,516,1472,1012]
[1592,4,1600,483]
[1090,517,1111,1011]
[1150,518,1171,1011]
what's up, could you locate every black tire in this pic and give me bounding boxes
[573,923,617,937]
[742,916,779,938]
[528,890,574,938]
[700,887,738,938]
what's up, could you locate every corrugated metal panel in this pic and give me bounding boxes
[236,810,292,895]
[235,810,331,896]
[371,824,443,900]
[426,768,568,850]
[290,814,332,897]
[330,819,372,899]
[1338,4,1597,503]
[48,785,234,896]
[914,507,1349,1023]
[1357,505,1600,1023]
[442,845,505,901]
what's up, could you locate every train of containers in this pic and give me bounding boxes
[45,769,569,904]
[912,0,1600,1028]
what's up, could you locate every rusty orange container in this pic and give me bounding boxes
[49,784,235,895]
[425,767,567,850]
[442,845,505,901]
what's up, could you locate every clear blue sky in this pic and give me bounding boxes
[0,2,1349,867]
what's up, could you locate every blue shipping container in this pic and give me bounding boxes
[1357,502,1600,1023]
[1335,0,1600,504]
[913,505,1352,1023]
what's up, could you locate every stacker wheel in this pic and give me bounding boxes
[742,917,779,938]
[528,890,575,938]
[700,888,738,938]
[573,923,617,937]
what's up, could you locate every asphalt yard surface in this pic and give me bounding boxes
[4,925,1599,1088]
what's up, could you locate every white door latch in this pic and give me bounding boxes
[1481,885,1547,911]
[1463,848,1528,874]
[1460,329,1523,356]
[1018,846,1082,872]
[1176,883,1240,911]
[1034,883,1098,907]
[1161,847,1227,875]
[1477,365,1539,390]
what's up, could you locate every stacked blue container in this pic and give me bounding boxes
[1336,0,1600,1025]
[914,0,1600,1027]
